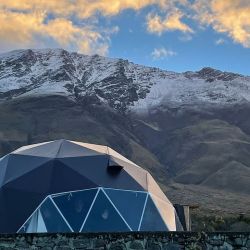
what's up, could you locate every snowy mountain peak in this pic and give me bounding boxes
[184,67,242,82]
[0,49,250,113]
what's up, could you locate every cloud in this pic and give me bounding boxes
[146,0,250,49]
[0,0,174,54]
[179,34,193,42]
[147,10,194,35]
[151,47,177,60]
[0,10,44,48]
[0,0,167,18]
[215,38,225,45]
[0,9,117,55]
[193,0,250,48]
[1,0,250,54]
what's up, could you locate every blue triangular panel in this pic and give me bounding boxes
[104,188,147,230]
[82,190,130,232]
[52,189,98,232]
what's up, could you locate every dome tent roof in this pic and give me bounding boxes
[0,139,179,233]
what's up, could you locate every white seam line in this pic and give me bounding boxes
[49,196,74,232]
[138,193,148,231]
[102,188,132,232]
[79,188,100,232]
[103,187,147,193]
[51,187,99,197]
[17,195,49,233]
[50,187,146,198]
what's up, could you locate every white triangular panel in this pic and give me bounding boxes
[71,141,108,154]
[26,211,38,233]
[37,210,47,232]
[13,141,53,153]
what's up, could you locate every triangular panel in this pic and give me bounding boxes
[18,208,48,233]
[82,189,130,232]
[62,156,146,191]
[49,159,97,194]
[3,160,54,194]
[57,140,104,158]
[140,195,168,231]
[18,210,38,233]
[52,189,98,232]
[13,141,52,154]
[147,173,171,202]
[26,211,39,233]
[12,140,62,158]
[3,154,51,185]
[107,147,139,167]
[0,186,46,233]
[37,210,47,232]
[39,197,72,232]
[71,141,108,155]
[104,188,147,230]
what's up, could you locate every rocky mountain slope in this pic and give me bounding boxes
[1,49,250,215]
[1,49,250,111]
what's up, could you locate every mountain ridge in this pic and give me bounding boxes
[1,49,250,113]
[1,48,250,215]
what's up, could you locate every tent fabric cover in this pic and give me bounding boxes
[0,139,179,233]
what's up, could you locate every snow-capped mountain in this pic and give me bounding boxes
[0,49,250,113]
[1,49,250,215]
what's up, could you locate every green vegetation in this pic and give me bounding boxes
[191,212,250,231]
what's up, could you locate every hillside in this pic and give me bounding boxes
[1,49,250,215]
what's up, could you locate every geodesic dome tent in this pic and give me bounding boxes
[0,139,182,233]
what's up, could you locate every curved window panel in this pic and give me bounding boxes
[39,198,72,233]
[18,189,177,233]
[36,210,47,232]
[52,189,98,231]
[18,210,40,233]
[140,196,168,231]
[104,188,147,230]
[18,197,70,233]
[82,189,130,232]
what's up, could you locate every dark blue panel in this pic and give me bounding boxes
[3,160,54,193]
[59,155,109,177]
[4,154,51,185]
[61,156,145,191]
[19,210,40,233]
[0,155,9,186]
[48,159,97,194]
[140,196,168,231]
[104,189,147,230]
[39,198,71,233]
[52,189,98,232]
[0,185,45,233]
[82,190,130,232]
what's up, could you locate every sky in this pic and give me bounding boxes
[0,0,250,75]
